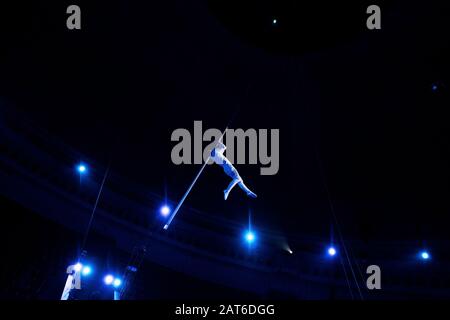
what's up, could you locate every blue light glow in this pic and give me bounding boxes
[113,278,122,288]
[81,266,92,276]
[327,246,337,257]
[160,205,171,217]
[77,164,87,174]
[420,251,430,260]
[245,231,255,244]
[104,275,114,285]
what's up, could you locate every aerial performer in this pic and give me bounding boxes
[164,130,256,230]
[210,137,257,200]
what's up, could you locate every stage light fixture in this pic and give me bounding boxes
[113,278,122,288]
[160,205,171,217]
[81,266,92,276]
[327,246,337,257]
[104,275,114,285]
[77,164,87,174]
[245,231,255,244]
[420,251,430,260]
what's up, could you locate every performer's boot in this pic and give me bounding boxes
[238,181,257,199]
[246,190,257,198]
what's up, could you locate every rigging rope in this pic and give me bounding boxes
[316,148,364,300]
[78,163,111,262]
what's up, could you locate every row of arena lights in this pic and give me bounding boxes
[160,204,257,246]
[76,163,432,261]
[74,262,122,288]
[324,247,432,260]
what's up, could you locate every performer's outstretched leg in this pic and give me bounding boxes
[224,177,240,200]
[224,177,257,200]
[238,181,257,198]
[221,161,257,200]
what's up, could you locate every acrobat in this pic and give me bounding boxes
[164,132,258,230]
[210,138,257,200]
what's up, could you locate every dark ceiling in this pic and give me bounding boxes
[0,0,449,241]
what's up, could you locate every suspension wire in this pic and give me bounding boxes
[329,221,355,298]
[347,241,368,292]
[163,126,229,229]
[288,59,360,298]
[328,210,353,299]
[320,165,364,299]
[338,244,355,300]
[315,148,364,300]
[330,221,334,245]
[78,162,111,262]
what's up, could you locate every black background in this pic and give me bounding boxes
[0,0,449,299]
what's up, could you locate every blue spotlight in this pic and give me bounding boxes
[77,164,87,174]
[81,266,92,276]
[74,263,83,272]
[420,251,430,260]
[160,205,171,217]
[113,278,122,288]
[245,231,255,244]
[432,84,438,91]
[327,246,337,257]
[104,275,114,285]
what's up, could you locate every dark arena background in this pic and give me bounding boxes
[0,0,449,307]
